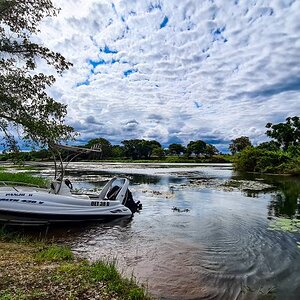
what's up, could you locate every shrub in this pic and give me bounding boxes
[234,147,291,173]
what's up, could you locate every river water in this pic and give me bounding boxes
[35,162,300,299]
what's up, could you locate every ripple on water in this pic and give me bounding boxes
[34,163,300,300]
[66,208,300,299]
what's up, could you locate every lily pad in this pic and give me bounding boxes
[268,218,300,233]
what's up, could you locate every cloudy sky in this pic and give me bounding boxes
[37,0,300,151]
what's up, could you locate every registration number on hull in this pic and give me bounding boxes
[91,201,110,207]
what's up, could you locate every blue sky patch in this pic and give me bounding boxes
[160,16,169,29]
[148,3,162,12]
[212,27,228,43]
[101,45,118,54]
[194,101,202,109]
[76,78,90,87]
[89,59,106,69]
[124,69,137,77]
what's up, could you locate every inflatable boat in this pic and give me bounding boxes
[0,145,142,226]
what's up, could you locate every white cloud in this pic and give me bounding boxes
[33,0,300,151]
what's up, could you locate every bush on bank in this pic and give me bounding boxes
[234,147,300,175]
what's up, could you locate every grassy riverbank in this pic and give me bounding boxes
[0,154,234,164]
[0,229,150,300]
[98,154,233,163]
[0,170,150,299]
[0,171,48,188]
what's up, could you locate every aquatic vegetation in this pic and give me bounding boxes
[0,171,49,188]
[223,179,273,191]
[241,284,276,299]
[172,206,190,212]
[268,217,300,232]
[141,189,175,199]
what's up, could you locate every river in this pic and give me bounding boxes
[33,162,300,299]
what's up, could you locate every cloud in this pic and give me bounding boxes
[32,0,300,152]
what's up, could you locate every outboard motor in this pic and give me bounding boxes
[123,189,142,213]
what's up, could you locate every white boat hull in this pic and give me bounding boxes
[0,178,140,226]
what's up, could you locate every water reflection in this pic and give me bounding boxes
[26,162,300,299]
[233,171,300,218]
[267,177,300,218]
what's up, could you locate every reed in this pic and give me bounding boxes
[0,171,48,188]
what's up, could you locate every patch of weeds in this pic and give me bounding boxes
[0,289,24,300]
[128,288,148,300]
[90,260,120,282]
[241,284,276,300]
[0,289,48,300]
[0,226,31,243]
[0,240,151,300]
[0,291,12,300]
[89,261,149,299]
[0,227,16,242]
[24,289,48,299]
[268,218,300,233]
[0,171,48,188]
[0,227,45,247]
[57,262,80,273]
[35,245,74,262]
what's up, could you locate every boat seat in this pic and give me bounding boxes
[106,185,120,200]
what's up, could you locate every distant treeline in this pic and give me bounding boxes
[1,116,299,175]
[0,138,230,163]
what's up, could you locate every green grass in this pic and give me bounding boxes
[0,227,151,300]
[54,260,150,300]
[35,245,74,262]
[0,171,48,188]
[0,226,31,243]
[0,289,48,300]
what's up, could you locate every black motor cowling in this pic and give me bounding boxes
[123,189,142,213]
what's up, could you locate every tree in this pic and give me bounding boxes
[122,139,139,159]
[204,144,219,157]
[85,138,112,159]
[234,147,289,173]
[152,146,165,159]
[0,0,74,151]
[168,143,185,156]
[256,141,280,151]
[266,116,300,150]
[112,145,125,158]
[187,140,207,157]
[229,136,252,154]
[140,140,162,159]
[121,139,162,159]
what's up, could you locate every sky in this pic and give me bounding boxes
[36,0,300,152]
